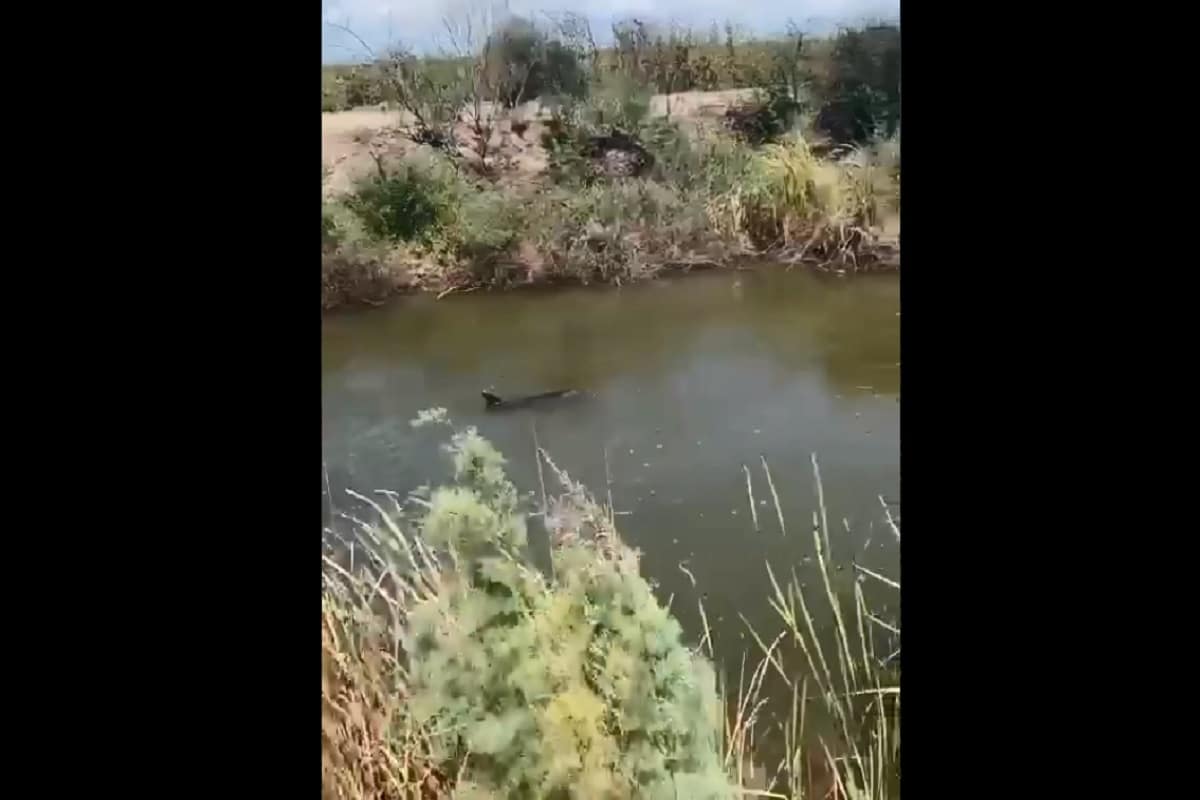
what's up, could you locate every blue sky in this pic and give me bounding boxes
[322,1,900,62]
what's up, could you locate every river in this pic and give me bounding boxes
[322,267,899,715]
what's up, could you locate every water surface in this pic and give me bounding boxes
[322,267,900,687]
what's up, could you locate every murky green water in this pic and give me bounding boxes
[322,267,899,698]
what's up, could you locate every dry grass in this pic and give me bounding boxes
[722,455,901,799]
[708,134,901,271]
[321,481,452,799]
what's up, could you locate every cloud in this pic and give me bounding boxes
[322,0,898,60]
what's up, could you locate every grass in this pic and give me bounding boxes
[727,454,900,799]
[321,421,899,798]
[706,132,901,268]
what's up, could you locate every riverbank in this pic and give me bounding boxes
[322,419,899,799]
[321,90,899,311]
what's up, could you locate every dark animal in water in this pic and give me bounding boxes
[482,389,580,410]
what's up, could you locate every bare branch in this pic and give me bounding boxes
[327,23,379,61]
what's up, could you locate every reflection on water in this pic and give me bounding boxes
[322,268,899,696]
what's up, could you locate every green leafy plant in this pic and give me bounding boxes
[486,17,588,107]
[344,160,460,244]
[442,189,526,282]
[324,416,734,798]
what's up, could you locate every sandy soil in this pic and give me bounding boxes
[321,89,758,198]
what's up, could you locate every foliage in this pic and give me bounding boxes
[639,117,700,188]
[540,108,596,185]
[324,418,733,798]
[321,424,901,798]
[538,80,654,186]
[486,17,588,107]
[343,159,461,244]
[528,180,715,283]
[322,204,342,250]
[441,189,526,282]
[812,24,900,145]
[726,455,901,799]
[707,133,898,257]
[379,49,466,150]
[586,74,653,131]
[321,21,901,293]
[333,65,387,109]
[724,84,804,146]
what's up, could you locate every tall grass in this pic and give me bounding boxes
[725,454,900,798]
[707,133,900,268]
[322,422,899,798]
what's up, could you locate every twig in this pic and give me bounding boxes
[865,613,900,636]
[327,23,379,60]
[760,456,786,536]
[531,421,552,579]
[880,494,901,541]
[322,459,335,526]
[743,464,760,531]
[853,563,900,590]
[603,443,615,525]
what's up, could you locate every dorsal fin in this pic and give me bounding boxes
[482,390,503,408]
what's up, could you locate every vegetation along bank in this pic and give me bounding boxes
[321,17,900,311]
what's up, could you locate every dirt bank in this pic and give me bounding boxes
[321,89,758,199]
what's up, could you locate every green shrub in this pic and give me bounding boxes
[381,48,467,149]
[487,17,588,107]
[640,117,700,189]
[586,74,652,131]
[390,418,732,797]
[343,161,460,244]
[541,110,596,185]
[724,85,803,146]
[321,205,341,250]
[530,180,714,284]
[337,66,386,108]
[443,189,526,281]
[812,24,900,145]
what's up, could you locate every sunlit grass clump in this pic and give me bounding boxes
[707,133,900,266]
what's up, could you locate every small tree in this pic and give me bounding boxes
[324,23,462,151]
[814,23,901,145]
[381,47,464,150]
[773,22,808,104]
[487,16,587,107]
[441,2,504,172]
[552,11,601,83]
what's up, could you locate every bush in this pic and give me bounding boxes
[724,85,803,146]
[337,66,386,108]
[321,206,341,250]
[381,48,467,150]
[443,189,526,282]
[325,417,733,798]
[487,17,588,107]
[706,132,899,261]
[343,160,460,244]
[640,117,700,188]
[530,180,716,284]
[323,419,901,798]
[586,74,652,131]
[812,24,900,145]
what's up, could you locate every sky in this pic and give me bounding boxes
[322,1,900,62]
